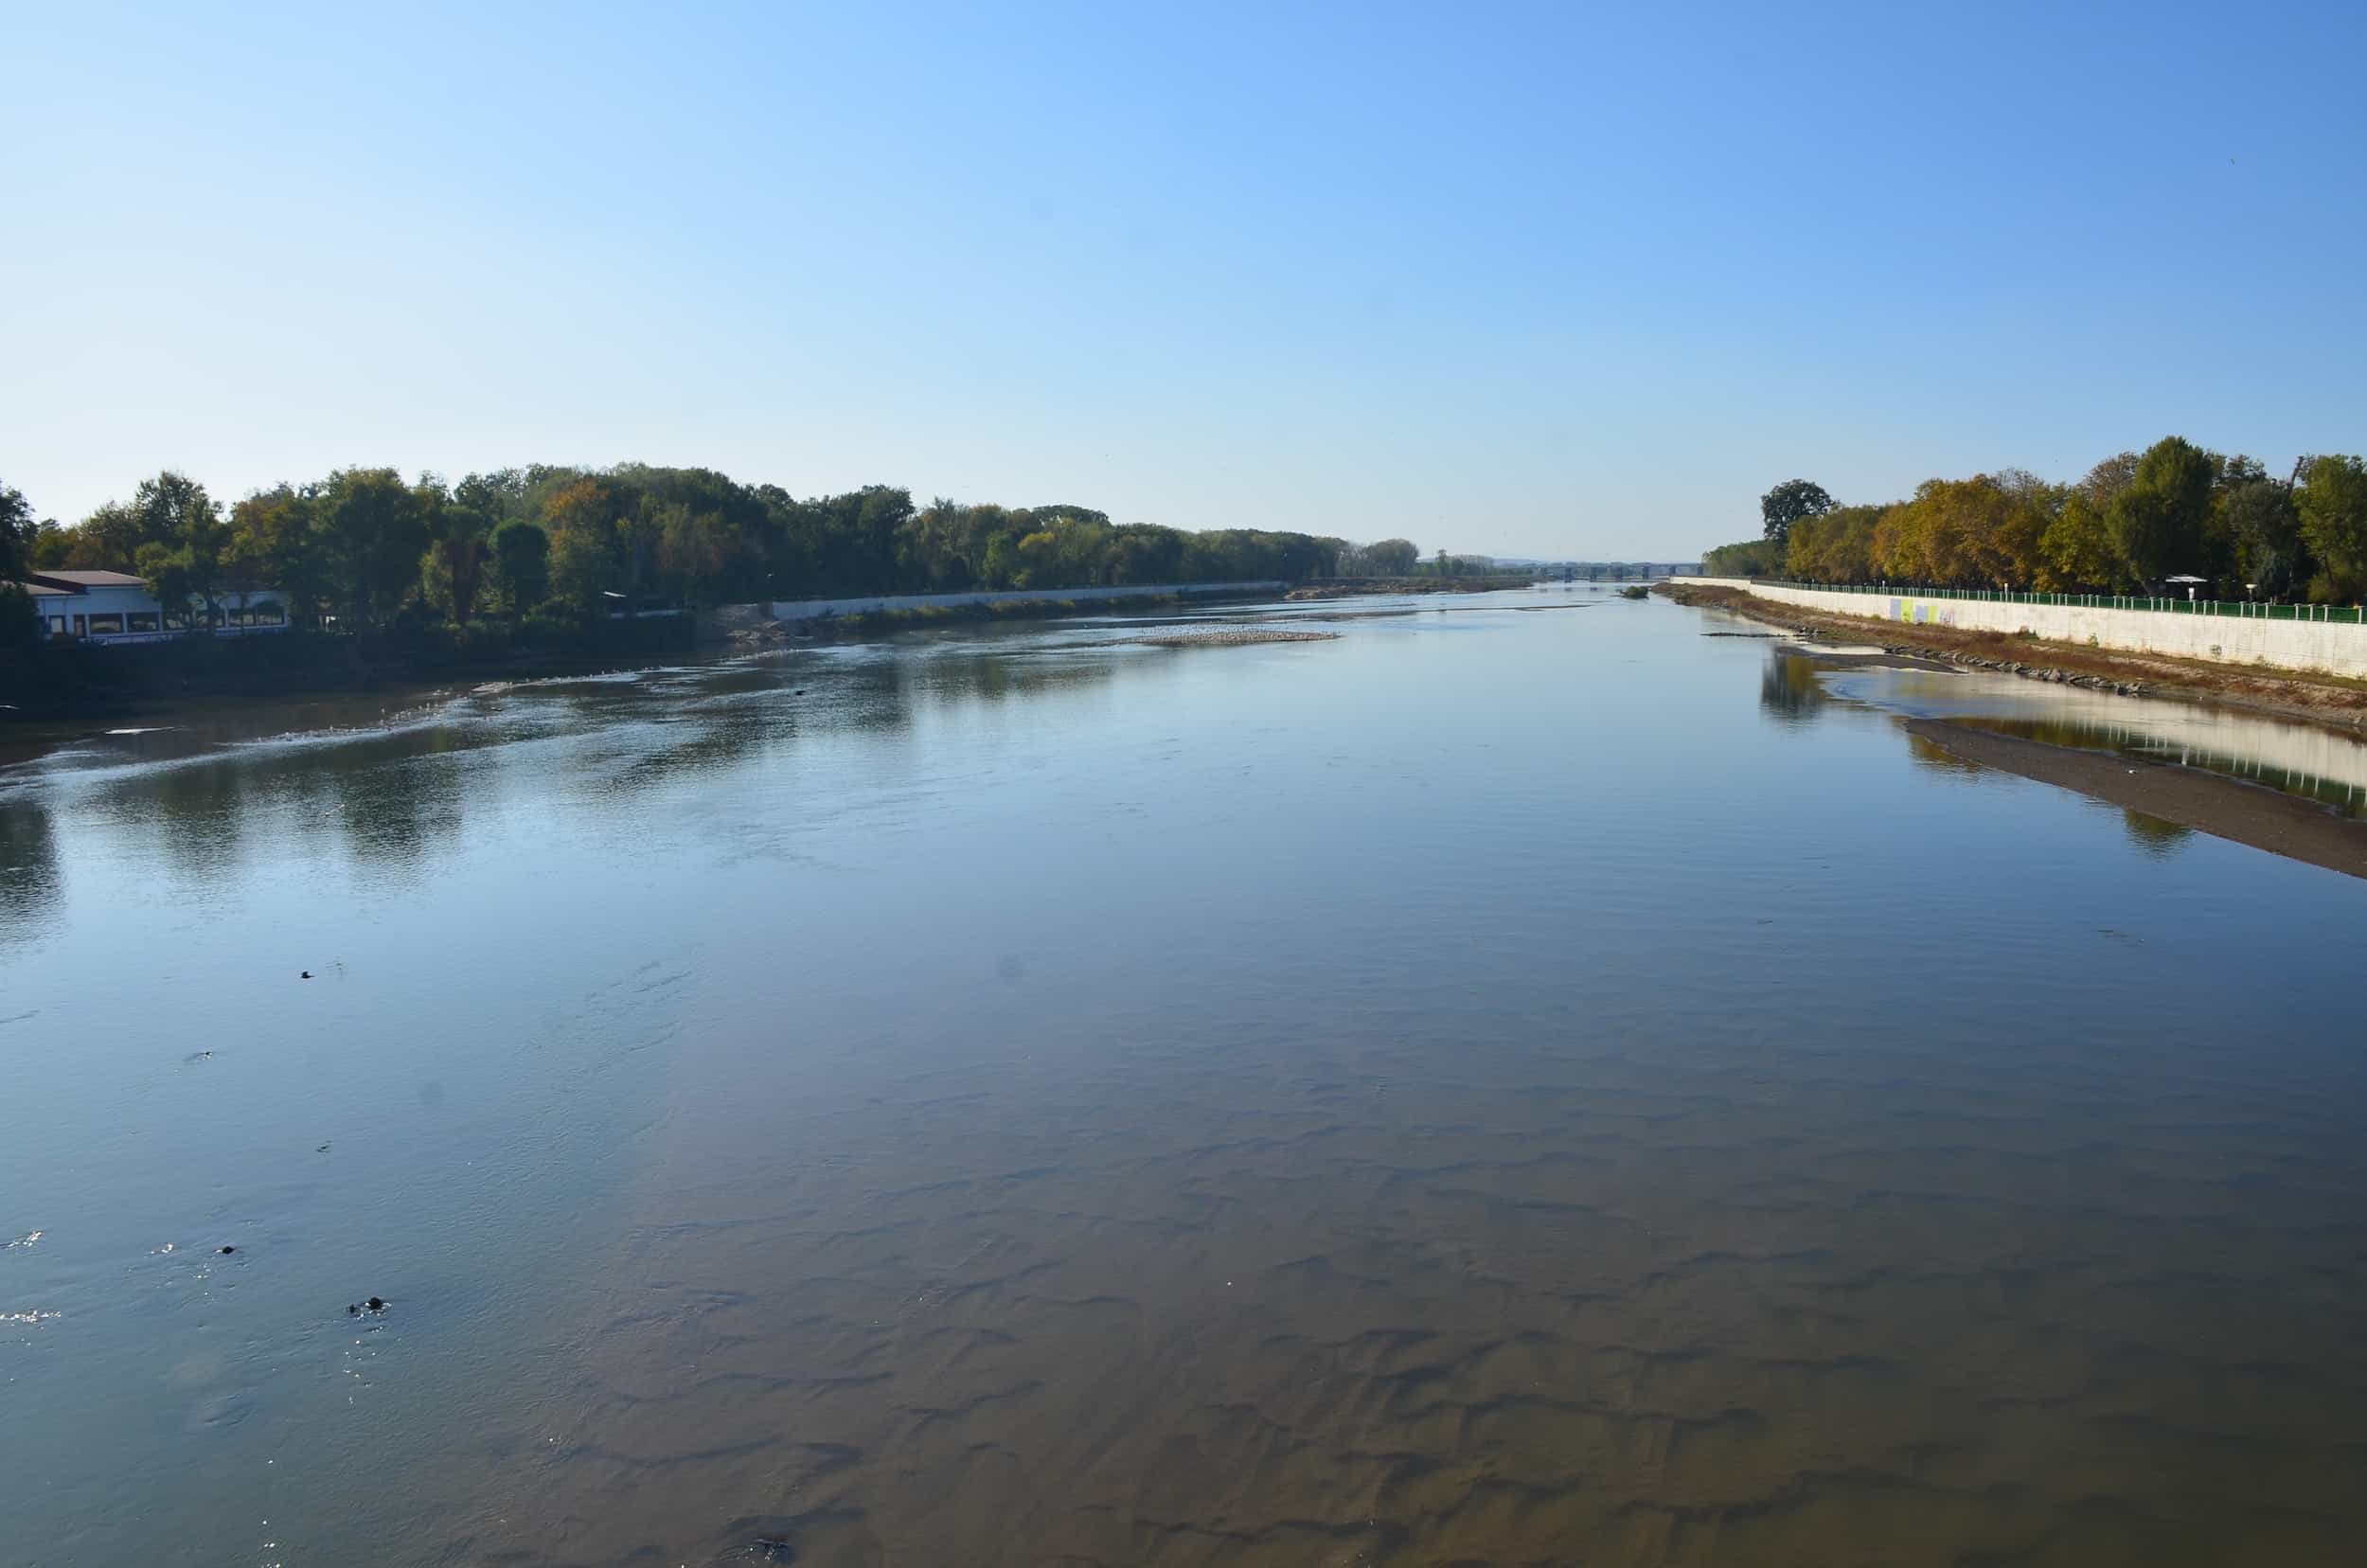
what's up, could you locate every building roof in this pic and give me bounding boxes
[8,581,73,597]
[28,569,149,588]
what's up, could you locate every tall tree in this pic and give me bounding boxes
[542,479,621,607]
[59,497,164,571]
[489,520,550,619]
[317,468,431,627]
[2106,437,2217,587]
[2040,492,2121,590]
[0,479,35,648]
[1786,505,1883,582]
[127,472,227,624]
[227,485,329,625]
[1760,479,1835,544]
[2080,451,2141,509]
[2217,476,2305,598]
[0,479,32,585]
[2297,454,2367,600]
[421,495,494,623]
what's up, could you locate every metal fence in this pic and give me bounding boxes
[1762,580,2367,626]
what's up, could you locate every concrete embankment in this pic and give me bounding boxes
[1666,581,2367,734]
[1695,577,2367,680]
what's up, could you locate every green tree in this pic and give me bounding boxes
[1367,538,1418,576]
[227,485,329,625]
[0,480,35,648]
[2297,454,2367,601]
[317,468,432,627]
[421,495,493,623]
[28,521,73,569]
[1702,538,1785,576]
[51,500,149,570]
[542,479,620,607]
[2040,491,2121,591]
[1760,479,1835,544]
[0,480,32,577]
[129,471,226,623]
[2217,476,2305,599]
[547,526,611,607]
[2106,437,2217,587]
[489,520,550,618]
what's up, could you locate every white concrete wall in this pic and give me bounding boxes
[1696,579,2367,680]
[770,580,1286,621]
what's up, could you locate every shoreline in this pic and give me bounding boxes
[1904,718,2367,882]
[1283,575,1538,599]
[2,588,1356,757]
[1663,581,2367,737]
[3,590,1304,735]
[763,587,1280,641]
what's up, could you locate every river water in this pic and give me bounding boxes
[4,590,2364,1567]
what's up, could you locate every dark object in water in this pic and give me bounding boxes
[300,971,311,979]
[792,688,806,695]
[219,1245,235,1255]
[347,1296,388,1316]
[750,1540,797,1562]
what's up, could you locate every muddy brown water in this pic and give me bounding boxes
[4,592,2365,1565]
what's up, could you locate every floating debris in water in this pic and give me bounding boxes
[3,1230,41,1250]
[347,1296,388,1316]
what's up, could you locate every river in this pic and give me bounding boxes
[4,589,2364,1567]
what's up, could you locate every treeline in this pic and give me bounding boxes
[1703,439,2367,601]
[4,464,1371,638]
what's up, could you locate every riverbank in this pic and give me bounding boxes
[0,618,699,728]
[742,588,1283,644]
[1907,718,2367,882]
[1284,575,1536,599]
[1663,581,2367,734]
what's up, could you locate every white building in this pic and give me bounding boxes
[12,570,291,644]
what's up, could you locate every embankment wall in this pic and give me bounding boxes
[1696,579,2367,681]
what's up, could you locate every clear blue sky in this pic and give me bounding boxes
[6,1,2362,559]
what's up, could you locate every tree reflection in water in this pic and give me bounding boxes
[0,797,60,947]
[2121,809,2194,856]
[1758,652,1828,725]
